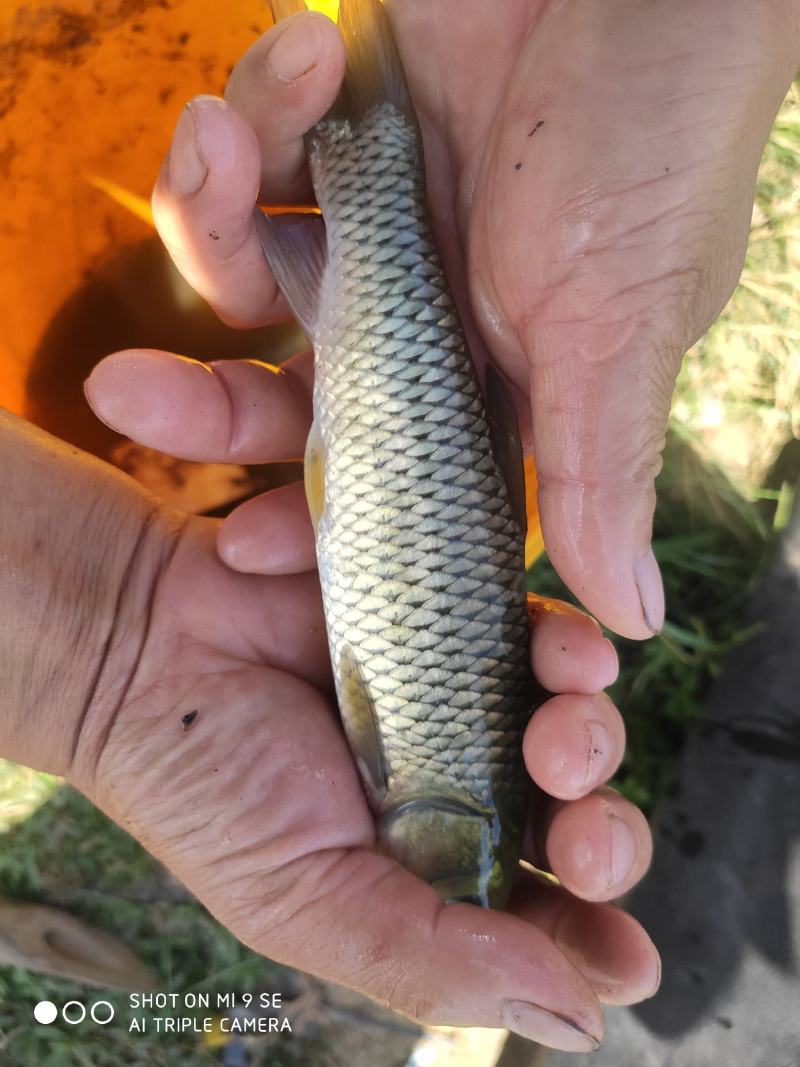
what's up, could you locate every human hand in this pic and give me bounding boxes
[76,349,653,1051]
[129,0,799,640]
[70,5,681,1046]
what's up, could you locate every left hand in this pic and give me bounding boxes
[81,345,657,1050]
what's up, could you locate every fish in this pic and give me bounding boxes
[259,0,537,908]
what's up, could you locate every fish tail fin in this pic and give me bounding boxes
[269,0,308,22]
[333,0,415,126]
[270,1,415,127]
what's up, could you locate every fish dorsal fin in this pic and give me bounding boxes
[484,364,528,538]
[338,645,387,807]
[254,210,327,342]
[333,0,415,125]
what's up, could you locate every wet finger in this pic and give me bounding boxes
[85,349,313,464]
[218,481,316,575]
[523,692,625,800]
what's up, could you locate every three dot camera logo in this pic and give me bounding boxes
[34,1000,115,1026]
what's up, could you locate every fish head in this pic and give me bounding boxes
[378,791,518,909]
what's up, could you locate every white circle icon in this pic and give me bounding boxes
[62,1001,87,1025]
[90,1001,115,1025]
[33,1001,58,1025]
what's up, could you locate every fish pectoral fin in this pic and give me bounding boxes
[484,363,528,539]
[338,645,387,806]
[253,210,327,342]
[304,418,326,533]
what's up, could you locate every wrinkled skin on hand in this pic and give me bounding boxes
[77,0,798,1049]
[132,0,797,639]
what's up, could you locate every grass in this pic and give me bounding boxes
[0,77,797,1067]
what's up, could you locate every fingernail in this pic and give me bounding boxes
[633,549,665,634]
[502,1000,601,1053]
[582,718,615,789]
[596,636,619,689]
[268,12,323,82]
[168,105,208,197]
[608,814,637,889]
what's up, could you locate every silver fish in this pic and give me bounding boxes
[260,0,536,907]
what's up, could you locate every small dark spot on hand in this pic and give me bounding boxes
[560,645,567,653]
[514,162,522,171]
[528,120,545,137]
[209,230,220,240]
[664,165,670,172]
[213,767,218,773]
[182,710,199,730]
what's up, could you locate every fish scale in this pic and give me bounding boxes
[310,104,531,808]
[261,0,535,905]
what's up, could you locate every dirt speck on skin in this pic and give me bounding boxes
[528,119,545,137]
[514,161,522,171]
[209,230,220,240]
[182,710,199,730]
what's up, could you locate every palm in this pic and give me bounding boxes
[93,514,377,948]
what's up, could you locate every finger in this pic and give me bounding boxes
[527,594,618,694]
[238,851,603,1052]
[523,693,625,801]
[226,11,345,202]
[85,350,313,464]
[153,13,344,328]
[533,787,653,904]
[218,481,316,575]
[508,873,660,1006]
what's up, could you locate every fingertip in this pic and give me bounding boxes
[85,349,211,439]
[538,482,664,641]
[529,602,619,694]
[545,789,653,903]
[217,484,317,575]
[523,693,624,799]
[553,900,661,1006]
[226,10,346,201]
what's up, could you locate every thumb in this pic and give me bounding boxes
[469,0,797,639]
